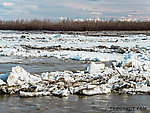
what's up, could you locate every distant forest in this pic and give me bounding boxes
[0,19,150,31]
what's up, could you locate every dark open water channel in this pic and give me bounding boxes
[0,57,88,74]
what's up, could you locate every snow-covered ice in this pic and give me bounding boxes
[0,31,150,97]
[0,31,149,64]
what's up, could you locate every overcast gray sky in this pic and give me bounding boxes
[0,0,150,20]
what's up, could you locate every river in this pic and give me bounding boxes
[0,94,149,113]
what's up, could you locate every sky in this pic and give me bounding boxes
[0,0,150,20]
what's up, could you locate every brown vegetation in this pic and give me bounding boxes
[0,19,150,31]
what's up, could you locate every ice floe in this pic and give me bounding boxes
[88,62,105,74]
[0,59,149,97]
[7,66,42,86]
[0,32,149,63]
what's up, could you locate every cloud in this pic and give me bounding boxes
[2,2,14,7]
[0,0,150,20]
[124,10,145,15]
[129,10,144,15]
[87,0,99,1]
[27,5,38,10]
[9,9,29,14]
[90,12,103,15]
[2,9,29,15]
[59,17,68,20]
[130,12,144,15]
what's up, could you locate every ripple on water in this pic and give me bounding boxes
[0,94,150,113]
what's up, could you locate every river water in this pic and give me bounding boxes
[0,94,150,113]
[0,57,88,74]
[0,57,150,113]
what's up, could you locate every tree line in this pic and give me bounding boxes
[0,19,150,31]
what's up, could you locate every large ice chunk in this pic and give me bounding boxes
[0,79,6,85]
[81,84,111,95]
[7,66,41,86]
[88,62,105,74]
